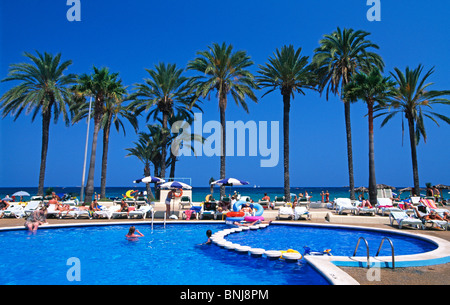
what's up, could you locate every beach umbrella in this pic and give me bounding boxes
[12,191,31,197]
[133,176,165,184]
[159,181,192,190]
[354,187,369,193]
[433,184,450,189]
[211,178,249,186]
[376,184,396,190]
[1,197,13,201]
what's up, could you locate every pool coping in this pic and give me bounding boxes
[2,220,449,286]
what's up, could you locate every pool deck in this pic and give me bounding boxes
[1,202,449,285]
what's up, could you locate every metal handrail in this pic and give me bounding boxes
[376,237,395,269]
[353,237,370,268]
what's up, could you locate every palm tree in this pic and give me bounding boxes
[0,51,76,195]
[167,112,205,179]
[126,124,165,201]
[344,68,397,206]
[187,42,258,197]
[72,67,126,204]
[374,65,450,196]
[313,27,384,200]
[257,45,316,202]
[72,94,138,199]
[130,63,195,180]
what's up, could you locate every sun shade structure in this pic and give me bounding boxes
[133,176,165,184]
[159,181,192,189]
[211,178,249,186]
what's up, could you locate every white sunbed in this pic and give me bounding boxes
[277,206,294,220]
[376,198,402,216]
[94,206,118,219]
[294,206,310,220]
[355,201,376,216]
[334,198,357,215]
[61,208,92,219]
[23,201,41,217]
[128,205,153,219]
[413,206,448,231]
[389,210,424,229]
[2,204,25,219]
[45,204,63,218]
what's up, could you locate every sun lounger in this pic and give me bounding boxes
[179,196,192,210]
[294,206,310,220]
[274,196,286,209]
[112,206,135,219]
[413,206,448,230]
[258,200,270,209]
[128,205,153,219]
[45,204,62,218]
[24,201,41,217]
[421,198,438,209]
[355,201,376,216]
[200,201,217,220]
[277,206,294,220]
[334,198,357,215]
[297,197,310,208]
[389,211,424,229]
[94,206,118,219]
[376,198,402,216]
[1,204,25,219]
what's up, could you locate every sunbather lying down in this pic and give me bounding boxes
[233,219,272,227]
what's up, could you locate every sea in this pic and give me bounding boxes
[0,186,418,203]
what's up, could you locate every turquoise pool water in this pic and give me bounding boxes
[0,223,437,285]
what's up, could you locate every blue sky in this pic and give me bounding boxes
[0,0,449,188]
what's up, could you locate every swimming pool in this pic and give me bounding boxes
[0,223,441,285]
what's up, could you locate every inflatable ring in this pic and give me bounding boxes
[225,216,245,223]
[226,211,245,218]
[174,189,183,198]
[280,249,301,259]
[253,203,264,216]
[232,200,247,212]
[125,190,137,198]
[244,216,264,222]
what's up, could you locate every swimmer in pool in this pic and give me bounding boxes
[126,226,144,240]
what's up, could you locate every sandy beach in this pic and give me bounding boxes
[1,202,449,285]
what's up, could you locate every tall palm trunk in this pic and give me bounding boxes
[85,96,103,205]
[37,109,51,196]
[219,95,227,198]
[283,93,291,202]
[344,101,355,200]
[100,114,112,199]
[144,163,155,202]
[406,112,420,196]
[169,155,176,179]
[161,112,168,179]
[368,102,377,206]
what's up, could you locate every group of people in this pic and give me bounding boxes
[426,185,445,203]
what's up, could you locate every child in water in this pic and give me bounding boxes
[126,226,144,240]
